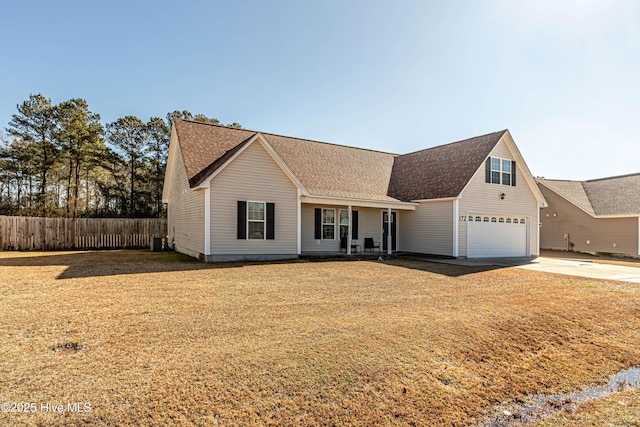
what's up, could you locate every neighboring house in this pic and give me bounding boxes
[162,119,546,261]
[537,174,640,257]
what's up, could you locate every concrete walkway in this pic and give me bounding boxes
[425,256,640,283]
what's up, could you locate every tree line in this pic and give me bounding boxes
[0,93,240,218]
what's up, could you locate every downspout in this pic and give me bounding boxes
[536,201,541,257]
[204,185,211,258]
[297,189,301,255]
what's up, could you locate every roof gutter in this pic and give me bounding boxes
[410,197,460,203]
[301,195,418,210]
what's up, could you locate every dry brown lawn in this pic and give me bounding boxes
[1,250,640,426]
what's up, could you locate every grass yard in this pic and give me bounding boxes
[1,250,640,426]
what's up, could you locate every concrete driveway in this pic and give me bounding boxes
[426,256,640,283]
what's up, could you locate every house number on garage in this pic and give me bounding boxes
[459,216,467,221]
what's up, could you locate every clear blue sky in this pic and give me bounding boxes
[1,0,638,180]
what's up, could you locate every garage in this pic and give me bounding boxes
[467,214,528,258]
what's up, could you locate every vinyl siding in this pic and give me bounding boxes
[210,141,298,255]
[301,205,384,252]
[539,184,639,256]
[399,201,454,256]
[458,136,540,257]
[358,208,385,251]
[166,135,205,258]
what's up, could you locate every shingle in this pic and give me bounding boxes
[583,174,640,216]
[174,119,510,203]
[263,133,398,201]
[174,119,399,201]
[537,179,595,216]
[538,174,640,217]
[174,119,256,187]
[387,131,506,201]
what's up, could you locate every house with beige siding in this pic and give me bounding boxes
[162,119,546,261]
[538,174,640,257]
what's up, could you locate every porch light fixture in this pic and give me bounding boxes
[500,193,505,200]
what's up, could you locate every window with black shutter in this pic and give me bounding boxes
[237,201,247,239]
[238,201,275,240]
[266,203,275,240]
[486,157,516,186]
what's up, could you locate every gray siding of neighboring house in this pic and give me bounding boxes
[301,205,385,253]
[166,135,205,259]
[399,201,454,256]
[458,136,540,257]
[209,141,298,259]
[539,184,639,256]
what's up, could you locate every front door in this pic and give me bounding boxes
[382,211,397,251]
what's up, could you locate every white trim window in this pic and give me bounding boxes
[248,201,266,240]
[491,157,513,186]
[322,208,335,240]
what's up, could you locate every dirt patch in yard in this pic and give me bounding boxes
[528,389,640,426]
[1,250,639,426]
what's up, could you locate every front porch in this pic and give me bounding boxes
[299,196,417,256]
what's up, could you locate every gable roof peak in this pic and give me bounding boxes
[173,118,400,201]
[388,129,509,201]
[539,173,640,217]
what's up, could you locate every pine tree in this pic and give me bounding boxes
[6,94,58,215]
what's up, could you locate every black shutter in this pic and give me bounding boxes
[511,161,516,186]
[485,158,491,183]
[352,210,359,240]
[237,201,247,239]
[266,203,275,240]
[314,208,322,239]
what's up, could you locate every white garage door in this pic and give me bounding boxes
[467,214,528,258]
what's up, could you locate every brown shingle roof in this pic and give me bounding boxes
[264,133,398,201]
[173,119,511,203]
[387,130,507,201]
[538,173,640,216]
[536,179,595,215]
[584,174,640,216]
[174,119,256,187]
[174,119,399,201]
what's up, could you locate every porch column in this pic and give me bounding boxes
[387,207,392,256]
[347,205,352,255]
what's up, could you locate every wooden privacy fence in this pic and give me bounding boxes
[0,216,167,250]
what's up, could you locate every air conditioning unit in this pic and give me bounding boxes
[150,237,164,252]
